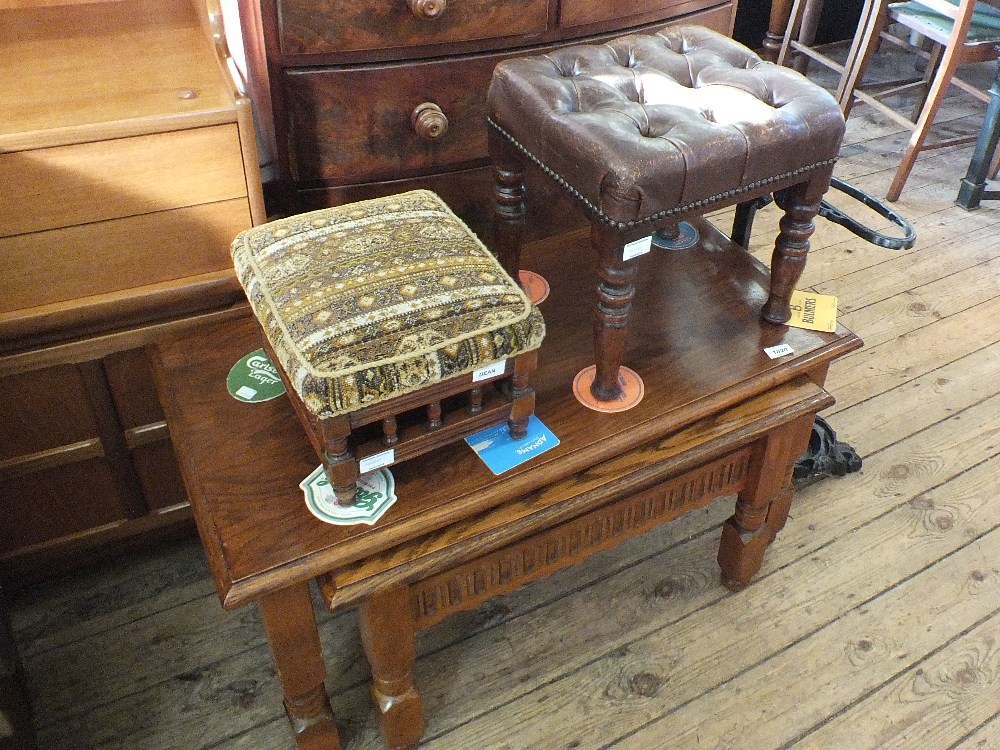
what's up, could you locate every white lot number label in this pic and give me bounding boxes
[623,235,653,261]
[359,449,395,474]
[473,360,506,382]
[764,343,795,359]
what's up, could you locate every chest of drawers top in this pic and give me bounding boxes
[0,0,240,152]
[261,0,732,63]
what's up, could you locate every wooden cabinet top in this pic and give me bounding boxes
[0,0,239,151]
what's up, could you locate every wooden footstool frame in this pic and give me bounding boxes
[232,190,545,505]
[266,338,539,503]
[487,25,846,403]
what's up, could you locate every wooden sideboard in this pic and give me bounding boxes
[237,0,739,234]
[0,0,263,588]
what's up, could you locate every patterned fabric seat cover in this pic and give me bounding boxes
[231,190,546,418]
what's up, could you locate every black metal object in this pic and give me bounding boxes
[956,52,1000,210]
[728,175,919,485]
[731,194,774,249]
[793,416,863,487]
[730,177,917,252]
[819,178,917,249]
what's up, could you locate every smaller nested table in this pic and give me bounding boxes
[154,219,861,750]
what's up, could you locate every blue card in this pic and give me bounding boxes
[465,415,560,474]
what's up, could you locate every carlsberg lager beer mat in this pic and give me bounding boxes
[300,466,397,525]
[226,348,287,403]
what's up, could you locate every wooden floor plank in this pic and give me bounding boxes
[828,340,1000,456]
[352,396,1000,749]
[949,711,1000,749]
[796,606,1000,749]
[408,438,1000,749]
[824,295,1000,411]
[609,456,1000,750]
[820,221,1000,316]
[10,535,215,655]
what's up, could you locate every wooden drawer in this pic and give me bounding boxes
[276,0,548,57]
[0,125,248,238]
[559,0,731,29]
[285,53,502,184]
[299,163,585,242]
[0,199,251,314]
[284,4,735,187]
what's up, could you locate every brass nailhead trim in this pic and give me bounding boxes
[487,117,838,231]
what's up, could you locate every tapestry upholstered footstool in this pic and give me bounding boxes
[231,190,546,506]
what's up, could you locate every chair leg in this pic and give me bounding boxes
[908,43,944,122]
[776,0,811,69]
[762,0,795,61]
[957,57,1000,210]
[761,171,830,325]
[489,128,526,281]
[777,0,823,75]
[507,350,537,440]
[318,415,358,506]
[838,0,888,117]
[887,41,965,201]
[792,0,825,74]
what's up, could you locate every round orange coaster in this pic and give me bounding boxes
[518,269,551,304]
[572,365,645,413]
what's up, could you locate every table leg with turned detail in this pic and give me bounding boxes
[259,584,341,750]
[359,586,425,750]
[761,0,794,61]
[718,413,816,591]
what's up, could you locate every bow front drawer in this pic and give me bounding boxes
[277,0,548,57]
[285,53,503,184]
[560,0,732,29]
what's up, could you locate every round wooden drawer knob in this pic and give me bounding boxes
[411,102,449,140]
[406,0,446,19]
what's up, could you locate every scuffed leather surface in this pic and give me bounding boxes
[487,26,846,225]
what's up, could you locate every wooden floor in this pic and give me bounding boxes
[10,56,1000,750]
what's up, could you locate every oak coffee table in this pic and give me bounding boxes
[154,219,861,749]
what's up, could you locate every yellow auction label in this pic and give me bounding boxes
[787,289,838,332]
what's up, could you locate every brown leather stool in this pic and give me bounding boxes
[487,25,846,406]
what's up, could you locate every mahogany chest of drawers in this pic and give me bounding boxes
[237,0,739,235]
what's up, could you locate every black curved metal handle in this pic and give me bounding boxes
[819,177,917,250]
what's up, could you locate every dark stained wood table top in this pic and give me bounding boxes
[154,220,862,608]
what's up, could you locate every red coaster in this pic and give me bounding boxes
[572,365,645,413]
[518,269,550,304]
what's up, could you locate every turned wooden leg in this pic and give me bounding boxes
[359,586,425,750]
[507,350,538,440]
[489,128,526,280]
[318,415,358,506]
[718,414,815,591]
[259,584,341,750]
[762,0,795,62]
[590,224,636,402]
[762,172,830,324]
